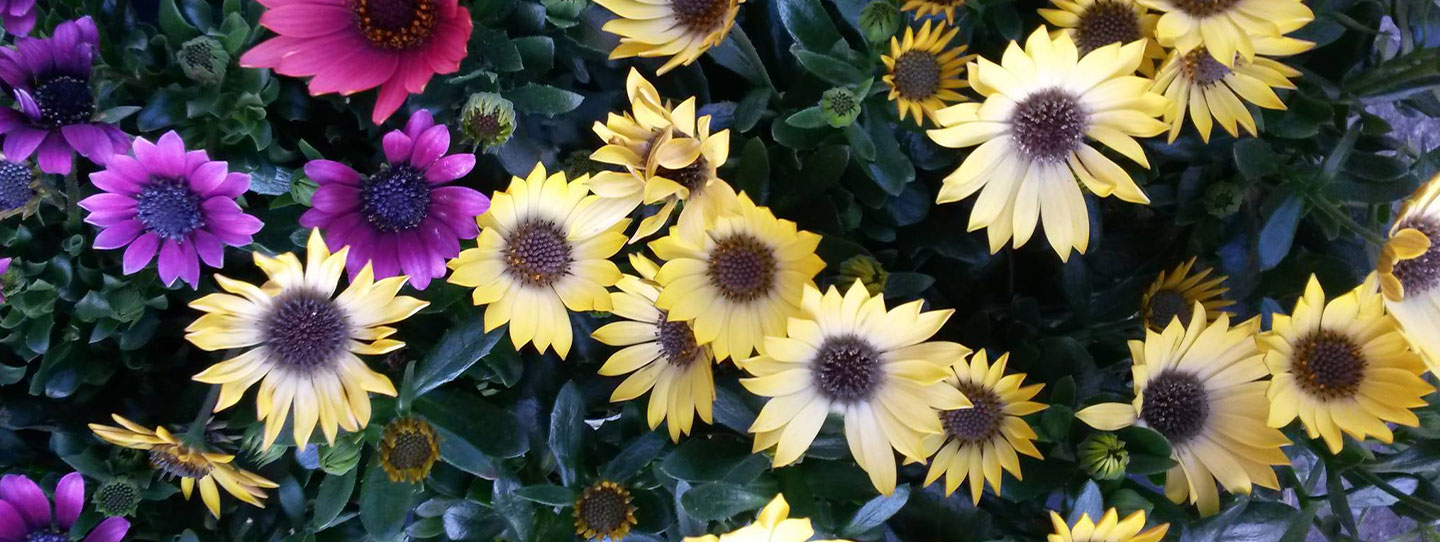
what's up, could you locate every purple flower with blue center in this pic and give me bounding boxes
[79,131,263,288]
[0,472,130,542]
[300,109,489,289]
[0,17,129,175]
[0,0,36,36]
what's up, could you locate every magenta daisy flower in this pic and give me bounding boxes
[0,17,129,175]
[0,0,35,35]
[0,473,130,542]
[300,110,488,289]
[79,131,263,288]
[240,0,473,124]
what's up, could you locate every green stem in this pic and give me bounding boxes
[1312,198,1386,247]
[1351,469,1440,521]
[183,384,222,447]
[64,172,81,227]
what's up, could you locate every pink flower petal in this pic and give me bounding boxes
[424,153,475,183]
[403,109,434,139]
[93,219,145,250]
[0,475,49,529]
[36,132,73,175]
[122,233,159,274]
[310,184,359,213]
[409,124,449,168]
[259,4,353,37]
[381,132,413,164]
[54,473,83,530]
[304,159,360,185]
[308,46,397,96]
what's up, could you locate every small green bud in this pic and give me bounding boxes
[837,255,888,296]
[562,149,604,179]
[460,92,517,153]
[318,433,365,475]
[820,87,862,128]
[859,1,901,44]
[1079,433,1129,480]
[176,36,229,86]
[92,477,140,517]
[1202,181,1244,218]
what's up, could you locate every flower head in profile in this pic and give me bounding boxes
[1262,275,1433,454]
[90,414,277,518]
[0,17,130,174]
[1047,508,1168,542]
[1380,173,1440,372]
[684,494,851,542]
[741,281,972,494]
[1140,257,1232,331]
[881,21,973,126]
[186,230,430,450]
[300,110,488,289]
[1138,0,1312,67]
[81,131,263,288]
[240,0,473,124]
[378,417,441,482]
[0,160,42,220]
[574,480,637,541]
[924,350,1046,503]
[0,0,35,35]
[1152,36,1311,142]
[0,472,130,542]
[901,0,965,24]
[595,0,743,74]
[1039,0,1166,75]
[927,28,1168,260]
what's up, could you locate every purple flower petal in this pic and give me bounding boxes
[381,132,412,165]
[192,229,225,268]
[424,153,475,183]
[156,238,185,285]
[2,125,45,160]
[78,193,137,214]
[121,233,159,274]
[311,184,359,213]
[89,171,141,196]
[82,516,130,542]
[54,472,82,530]
[93,219,145,250]
[431,186,490,217]
[104,154,151,184]
[403,109,435,140]
[2,12,35,37]
[304,159,361,185]
[409,124,449,168]
[179,239,201,287]
[61,124,115,164]
[132,134,180,179]
[189,160,228,195]
[0,500,26,540]
[12,88,40,119]
[212,172,250,197]
[0,474,49,530]
[36,132,74,174]
[0,108,24,132]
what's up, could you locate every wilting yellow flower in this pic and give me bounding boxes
[1076,306,1289,515]
[1140,257,1233,331]
[593,254,716,441]
[900,0,965,24]
[574,480,637,541]
[1038,0,1167,76]
[881,21,973,126]
[923,350,1045,503]
[927,28,1168,260]
[1047,508,1169,542]
[90,415,277,518]
[378,417,441,483]
[1138,0,1312,67]
[1376,174,1440,374]
[741,281,972,495]
[187,229,428,450]
[596,0,743,74]
[1262,275,1433,454]
[684,494,851,542]
[447,164,631,358]
[1152,36,1311,142]
[649,192,824,361]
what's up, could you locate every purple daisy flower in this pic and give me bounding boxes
[0,17,129,175]
[0,0,35,36]
[300,110,489,289]
[0,472,130,542]
[79,130,263,288]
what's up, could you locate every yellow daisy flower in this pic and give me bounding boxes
[1152,36,1312,142]
[683,494,851,542]
[648,192,824,361]
[89,415,277,518]
[1261,275,1433,454]
[1138,0,1313,67]
[927,28,1168,261]
[592,254,717,442]
[923,350,1046,503]
[187,229,429,450]
[595,0,743,74]
[378,417,442,483]
[1047,508,1169,542]
[740,281,972,495]
[574,480,637,541]
[1140,257,1233,331]
[900,0,965,24]
[1038,0,1167,76]
[1076,306,1290,515]
[447,164,631,359]
[1379,173,1440,372]
[881,21,973,126]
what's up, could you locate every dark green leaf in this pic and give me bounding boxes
[841,485,909,536]
[504,84,585,116]
[410,315,505,397]
[549,382,585,486]
[793,49,865,86]
[778,0,842,52]
[679,482,770,521]
[359,462,418,539]
[311,469,357,531]
[514,485,579,507]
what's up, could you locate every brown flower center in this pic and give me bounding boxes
[149,447,213,479]
[575,482,634,540]
[941,382,1004,444]
[657,157,710,195]
[1182,48,1232,87]
[812,335,883,403]
[505,219,573,287]
[263,291,350,371]
[1074,0,1142,54]
[1292,330,1366,400]
[1171,0,1241,17]
[1010,88,1087,163]
[656,312,702,367]
[670,0,730,34]
[1392,218,1440,296]
[892,50,942,100]
[351,0,438,50]
[1145,289,1193,331]
[707,233,776,302]
[387,430,436,470]
[1141,370,1209,444]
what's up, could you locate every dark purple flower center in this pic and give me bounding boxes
[656,158,710,194]
[504,219,572,286]
[360,163,431,233]
[351,0,438,50]
[1182,48,1232,86]
[1145,289,1193,330]
[1141,370,1209,444]
[812,335,883,403]
[262,291,350,371]
[941,382,1004,444]
[1392,218,1440,296]
[1075,0,1142,54]
[1292,330,1366,400]
[149,448,214,479]
[892,50,942,100]
[136,178,204,241]
[1172,0,1240,17]
[671,0,730,33]
[656,312,701,367]
[0,161,34,212]
[707,233,776,301]
[34,75,94,127]
[1011,88,1088,164]
[25,529,66,542]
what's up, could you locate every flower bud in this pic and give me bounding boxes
[460,92,516,153]
[860,1,901,44]
[176,36,229,86]
[1079,433,1129,480]
[820,87,862,128]
[319,433,364,475]
[92,477,140,517]
[837,255,888,296]
[1203,181,1244,218]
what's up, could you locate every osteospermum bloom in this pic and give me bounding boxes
[0,472,130,542]
[1039,0,1166,76]
[1262,275,1433,454]
[187,230,429,449]
[1153,36,1310,143]
[378,417,441,482]
[1138,0,1311,66]
[447,164,630,358]
[650,192,824,361]
[595,0,742,75]
[684,494,851,542]
[1380,173,1440,372]
[1140,257,1232,331]
[741,281,972,494]
[1077,307,1290,515]
[0,0,34,35]
[0,17,129,174]
[0,160,41,220]
[300,110,488,289]
[881,21,973,126]
[927,28,1168,260]
[573,480,637,542]
[901,0,965,23]
[239,0,473,124]
[1047,508,1169,542]
[924,350,1046,503]
[80,131,263,288]
[90,415,277,518]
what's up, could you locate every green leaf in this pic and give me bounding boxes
[1345,47,1440,101]
[73,291,112,322]
[410,315,505,397]
[549,382,585,486]
[1233,139,1278,180]
[504,84,585,116]
[862,106,914,195]
[883,272,933,298]
[1258,194,1304,270]
[601,432,668,482]
[841,485,909,536]
[706,27,775,90]
[680,482,770,521]
[310,468,357,531]
[1067,481,1104,526]
[514,36,555,72]
[476,27,523,72]
[793,49,865,85]
[359,462,418,539]
[514,485,579,507]
[492,477,536,542]
[661,437,757,482]
[785,106,829,129]
[778,0,842,52]
[414,391,527,477]
[736,138,771,203]
[158,0,200,41]
[733,88,771,132]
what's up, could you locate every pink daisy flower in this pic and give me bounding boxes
[239,0,473,125]
[0,472,130,542]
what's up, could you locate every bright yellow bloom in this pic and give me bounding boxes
[447,164,631,358]
[1152,36,1311,142]
[1047,508,1169,542]
[90,415,277,518]
[1376,173,1440,373]
[1138,0,1313,67]
[593,254,717,441]
[1140,257,1233,331]
[1038,0,1167,76]
[1076,307,1289,515]
[881,21,973,126]
[741,281,972,495]
[574,480,637,541]
[927,28,1168,260]
[596,0,743,74]
[648,192,823,361]
[900,0,965,24]
[1261,275,1433,454]
[187,229,428,450]
[378,417,441,483]
[684,494,851,542]
[923,350,1046,503]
